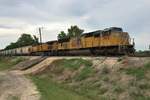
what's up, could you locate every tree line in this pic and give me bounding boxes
[5,25,84,50]
[5,34,39,50]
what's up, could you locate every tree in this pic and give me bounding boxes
[57,25,84,40]
[5,33,39,50]
[57,31,67,40]
[33,35,39,44]
[67,25,84,38]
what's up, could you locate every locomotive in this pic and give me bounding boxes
[0,27,135,56]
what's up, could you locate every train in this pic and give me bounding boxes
[0,27,135,56]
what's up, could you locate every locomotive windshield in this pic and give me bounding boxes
[110,27,123,32]
[104,27,123,33]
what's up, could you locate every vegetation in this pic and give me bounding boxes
[75,66,94,81]
[31,76,90,100]
[67,25,84,38]
[57,58,92,70]
[31,58,150,100]
[124,62,150,80]
[57,25,84,39]
[8,95,19,100]
[57,31,68,40]
[0,57,25,70]
[135,50,150,57]
[0,57,150,100]
[5,34,39,50]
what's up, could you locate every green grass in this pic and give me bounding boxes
[0,57,25,71]
[31,76,91,100]
[53,58,92,71]
[30,59,150,100]
[9,96,19,100]
[125,68,145,79]
[144,62,150,70]
[113,85,124,93]
[49,58,94,81]
[124,62,150,80]
[75,66,94,81]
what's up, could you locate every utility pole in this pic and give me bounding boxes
[38,27,43,53]
[39,27,42,44]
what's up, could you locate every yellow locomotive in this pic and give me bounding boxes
[29,27,134,56]
[0,27,135,56]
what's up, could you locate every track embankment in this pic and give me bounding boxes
[0,56,149,100]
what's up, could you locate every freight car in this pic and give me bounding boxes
[0,27,135,56]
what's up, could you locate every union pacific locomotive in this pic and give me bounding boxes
[0,27,135,56]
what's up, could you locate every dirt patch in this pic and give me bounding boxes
[0,71,40,100]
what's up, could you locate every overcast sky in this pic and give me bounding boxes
[0,0,150,50]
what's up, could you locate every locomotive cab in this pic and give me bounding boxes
[107,27,130,45]
[108,27,134,54]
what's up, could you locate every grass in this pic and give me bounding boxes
[138,83,150,90]
[124,62,150,80]
[49,58,94,81]
[54,58,92,70]
[0,57,25,71]
[113,85,124,93]
[75,66,94,81]
[125,68,145,79]
[30,59,150,100]
[9,96,19,100]
[31,76,91,100]
[7,94,19,100]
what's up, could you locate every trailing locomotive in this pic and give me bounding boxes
[0,27,135,56]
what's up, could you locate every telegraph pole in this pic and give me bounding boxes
[39,27,42,44]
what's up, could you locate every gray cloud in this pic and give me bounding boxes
[0,0,150,50]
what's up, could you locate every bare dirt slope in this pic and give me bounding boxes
[0,71,40,100]
[22,57,62,74]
